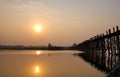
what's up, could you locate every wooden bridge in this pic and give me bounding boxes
[73,26,120,74]
[74,26,120,54]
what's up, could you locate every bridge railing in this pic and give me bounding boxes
[75,26,120,53]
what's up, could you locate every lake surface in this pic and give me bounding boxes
[0,50,106,77]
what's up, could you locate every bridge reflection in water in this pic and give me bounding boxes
[76,50,120,74]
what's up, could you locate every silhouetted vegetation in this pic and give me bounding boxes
[0,45,72,50]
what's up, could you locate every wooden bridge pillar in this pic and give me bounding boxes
[116,26,120,54]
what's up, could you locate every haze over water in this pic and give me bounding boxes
[0,0,120,46]
[0,0,120,77]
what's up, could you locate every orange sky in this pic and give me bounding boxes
[0,0,120,46]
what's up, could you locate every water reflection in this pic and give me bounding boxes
[75,50,120,74]
[0,50,106,77]
[34,65,41,74]
[36,51,42,55]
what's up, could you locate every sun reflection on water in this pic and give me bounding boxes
[34,65,41,73]
[36,51,42,55]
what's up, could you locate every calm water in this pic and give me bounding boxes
[0,50,106,77]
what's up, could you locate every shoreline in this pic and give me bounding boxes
[0,46,73,50]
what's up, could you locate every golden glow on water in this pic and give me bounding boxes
[0,50,106,77]
[36,51,41,55]
[35,65,41,73]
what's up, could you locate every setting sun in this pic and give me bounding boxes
[34,25,42,32]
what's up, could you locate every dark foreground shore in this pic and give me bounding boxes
[107,66,120,77]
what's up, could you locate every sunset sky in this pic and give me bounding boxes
[0,0,120,46]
